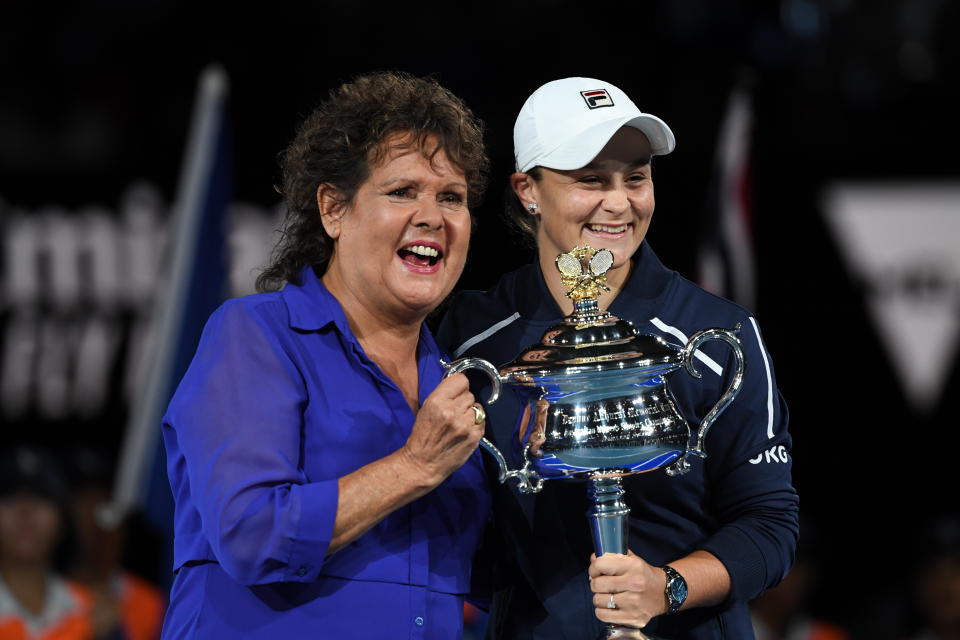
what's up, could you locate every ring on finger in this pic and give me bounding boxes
[607,593,616,610]
[471,404,486,425]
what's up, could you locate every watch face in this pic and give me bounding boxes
[670,577,688,604]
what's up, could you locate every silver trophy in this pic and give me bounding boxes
[444,247,745,640]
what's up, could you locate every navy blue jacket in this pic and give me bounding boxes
[437,243,798,639]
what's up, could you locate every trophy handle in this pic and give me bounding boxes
[441,358,545,494]
[675,324,746,464]
[441,357,501,403]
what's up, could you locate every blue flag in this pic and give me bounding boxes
[108,64,232,591]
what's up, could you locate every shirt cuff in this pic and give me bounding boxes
[286,478,339,581]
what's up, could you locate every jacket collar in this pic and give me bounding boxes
[608,242,673,320]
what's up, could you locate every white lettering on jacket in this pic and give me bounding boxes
[749,445,789,464]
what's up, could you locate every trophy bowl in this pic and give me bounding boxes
[445,246,745,491]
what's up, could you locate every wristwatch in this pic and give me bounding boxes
[662,565,687,614]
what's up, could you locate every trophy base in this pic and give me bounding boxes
[537,447,682,479]
[598,625,650,639]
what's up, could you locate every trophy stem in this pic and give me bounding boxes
[573,297,601,317]
[587,475,651,640]
[587,475,630,555]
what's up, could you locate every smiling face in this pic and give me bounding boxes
[514,126,655,289]
[320,133,471,325]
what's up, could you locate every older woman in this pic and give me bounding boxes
[439,77,799,638]
[161,72,491,639]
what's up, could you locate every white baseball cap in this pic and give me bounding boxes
[514,77,676,173]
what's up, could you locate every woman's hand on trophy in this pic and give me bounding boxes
[588,550,667,629]
[400,373,485,487]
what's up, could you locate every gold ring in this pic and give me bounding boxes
[607,593,616,610]
[471,404,486,425]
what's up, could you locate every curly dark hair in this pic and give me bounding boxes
[256,71,490,292]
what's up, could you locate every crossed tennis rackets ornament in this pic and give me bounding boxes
[555,246,615,303]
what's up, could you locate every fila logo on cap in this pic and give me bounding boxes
[581,89,614,109]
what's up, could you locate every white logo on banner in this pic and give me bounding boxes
[0,183,283,421]
[823,183,960,413]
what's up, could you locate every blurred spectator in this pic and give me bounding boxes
[66,448,164,640]
[906,516,960,640]
[0,444,94,639]
[751,520,851,640]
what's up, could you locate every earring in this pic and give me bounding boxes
[527,203,539,213]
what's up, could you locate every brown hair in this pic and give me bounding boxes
[503,167,543,247]
[257,72,489,292]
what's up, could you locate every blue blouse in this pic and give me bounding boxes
[160,266,491,639]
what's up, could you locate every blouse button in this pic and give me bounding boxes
[296,565,308,577]
[414,616,424,626]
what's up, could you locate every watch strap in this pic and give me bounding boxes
[662,564,687,614]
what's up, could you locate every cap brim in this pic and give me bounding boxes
[528,113,675,172]
[625,113,676,157]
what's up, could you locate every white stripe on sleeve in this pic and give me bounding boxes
[453,312,521,358]
[649,317,724,377]
[749,316,775,439]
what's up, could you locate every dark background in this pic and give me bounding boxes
[2,1,958,637]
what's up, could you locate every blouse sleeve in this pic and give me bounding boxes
[163,298,339,586]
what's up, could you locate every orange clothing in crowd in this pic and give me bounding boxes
[116,572,164,640]
[0,572,164,640]
[803,621,852,640]
[0,576,93,640]
[754,617,852,640]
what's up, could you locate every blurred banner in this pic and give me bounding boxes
[0,163,280,426]
[0,190,281,422]
[697,81,756,312]
[0,66,279,586]
[823,183,960,414]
